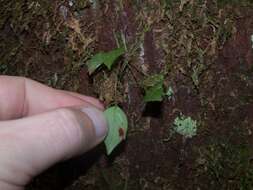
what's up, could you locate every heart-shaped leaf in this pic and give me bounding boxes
[142,74,165,102]
[103,47,125,70]
[104,106,128,155]
[86,53,104,74]
[143,84,164,102]
[87,47,125,74]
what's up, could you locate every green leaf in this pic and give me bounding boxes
[86,53,104,74]
[104,106,128,155]
[103,47,125,69]
[86,47,125,74]
[142,74,165,102]
[143,84,164,102]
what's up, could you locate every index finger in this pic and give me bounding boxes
[0,76,104,120]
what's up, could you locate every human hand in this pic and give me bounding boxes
[0,76,108,190]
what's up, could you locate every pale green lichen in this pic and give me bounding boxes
[173,115,197,138]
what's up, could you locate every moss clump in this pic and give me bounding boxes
[197,138,253,190]
[0,0,53,32]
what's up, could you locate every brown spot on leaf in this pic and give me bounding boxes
[119,127,125,139]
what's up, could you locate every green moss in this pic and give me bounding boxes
[0,0,53,32]
[217,0,253,7]
[0,0,54,75]
[197,138,253,189]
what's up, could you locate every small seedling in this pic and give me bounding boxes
[104,106,128,155]
[166,86,174,100]
[173,115,197,138]
[86,47,125,74]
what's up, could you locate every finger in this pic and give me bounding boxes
[0,76,103,120]
[58,90,104,110]
[0,107,108,188]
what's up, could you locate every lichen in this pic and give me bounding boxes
[173,115,198,138]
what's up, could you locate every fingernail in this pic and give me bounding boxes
[81,107,108,138]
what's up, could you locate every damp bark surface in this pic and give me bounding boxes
[1,1,253,190]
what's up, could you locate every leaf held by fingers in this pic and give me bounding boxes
[104,106,128,155]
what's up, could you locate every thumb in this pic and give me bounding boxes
[0,107,108,189]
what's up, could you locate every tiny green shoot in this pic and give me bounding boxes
[87,47,125,74]
[104,106,128,155]
[166,86,174,100]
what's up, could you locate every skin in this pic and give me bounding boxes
[0,76,108,190]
